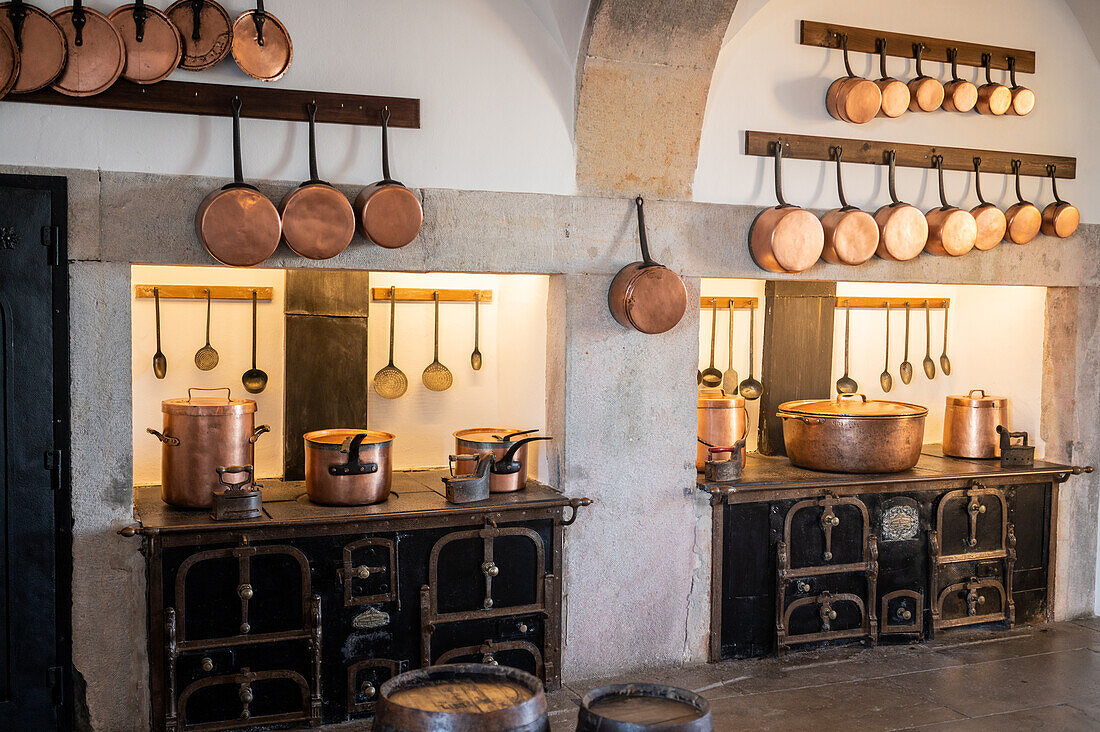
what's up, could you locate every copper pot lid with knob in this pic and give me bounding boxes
[819,146,878,266]
[305,428,394,450]
[924,155,976,257]
[354,107,424,249]
[749,142,824,274]
[873,150,927,262]
[608,197,688,334]
[907,43,944,112]
[946,389,1007,409]
[51,1,126,97]
[969,157,1006,251]
[873,38,909,118]
[976,53,1010,116]
[779,394,927,420]
[1041,164,1079,239]
[0,22,17,99]
[166,0,231,71]
[0,1,67,93]
[231,0,291,82]
[1004,159,1042,245]
[108,1,183,85]
[825,33,880,125]
[454,428,540,448]
[941,48,977,113]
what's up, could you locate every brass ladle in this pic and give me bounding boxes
[939,306,952,376]
[152,287,167,379]
[836,298,858,394]
[899,301,913,385]
[373,286,408,399]
[922,300,936,380]
[700,298,722,387]
[470,291,483,371]
[241,290,268,394]
[879,303,893,392]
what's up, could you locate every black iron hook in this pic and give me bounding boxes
[1008,56,1019,88]
[831,146,851,209]
[876,38,889,80]
[947,48,961,82]
[840,33,855,78]
[913,42,926,78]
[252,0,267,46]
[972,157,989,205]
[1011,159,1027,204]
[71,0,86,47]
[982,53,994,85]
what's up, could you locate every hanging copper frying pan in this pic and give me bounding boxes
[970,158,1006,251]
[279,102,355,260]
[820,146,878,266]
[196,97,282,267]
[0,0,66,93]
[873,38,909,118]
[1041,165,1079,239]
[0,23,18,99]
[231,0,291,82]
[108,1,183,85]
[608,197,688,335]
[354,107,423,249]
[749,143,824,273]
[976,53,1010,116]
[1004,159,1041,245]
[924,155,976,257]
[166,0,230,71]
[941,48,977,113]
[1005,57,1034,117]
[907,43,944,112]
[51,1,125,97]
[873,150,927,261]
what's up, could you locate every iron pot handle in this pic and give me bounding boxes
[332,433,379,476]
[146,428,180,446]
[249,424,270,444]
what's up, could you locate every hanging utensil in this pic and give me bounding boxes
[0,22,18,99]
[354,106,424,249]
[279,101,355,260]
[873,38,909,118]
[939,306,952,376]
[196,97,282,267]
[165,0,231,71]
[874,150,927,262]
[608,197,688,334]
[194,289,219,371]
[970,158,1006,251]
[749,142,824,274]
[825,33,880,124]
[1006,56,1034,117]
[836,299,858,394]
[922,300,936,380]
[879,303,892,393]
[422,292,453,392]
[941,47,977,113]
[700,299,722,387]
[108,0,182,85]
[1004,159,1041,245]
[925,155,977,257]
[470,291,483,371]
[152,286,167,379]
[373,286,408,400]
[721,301,739,395]
[976,53,1010,115]
[820,146,878,266]
[899,302,913,385]
[51,0,126,97]
[1041,164,1080,239]
[0,0,67,93]
[907,42,944,112]
[241,290,268,393]
[738,301,763,400]
[231,0,291,82]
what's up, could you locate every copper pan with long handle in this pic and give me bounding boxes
[108,1,183,85]
[1006,56,1034,116]
[820,146,878,266]
[354,107,423,249]
[873,150,927,261]
[1004,159,1041,245]
[873,38,909,118]
[976,53,1010,116]
[825,33,880,125]
[907,42,943,112]
[0,0,67,93]
[1041,164,1079,239]
[51,0,125,97]
[749,142,823,273]
[925,155,977,257]
[608,196,688,334]
[970,157,1006,251]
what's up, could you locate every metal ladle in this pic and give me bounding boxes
[922,300,936,379]
[939,306,952,376]
[879,303,893,392]
[738,301,763,400]
[422,291,453,392]
[721,300,739,395]
[152,287,167,379]
[700,298,722,387]
[241,290,268,394]
[836,299,858,394]
[899,301,913,385]
[373,286,408,399]
[194,289,219,371]
[470,291,483,371]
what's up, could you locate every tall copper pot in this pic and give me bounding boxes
[304,429,394,506]
[697,389,747,471]
[942,390,1008,459]
[454,428,541,493]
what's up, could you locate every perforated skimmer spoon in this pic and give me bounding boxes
[194,289,219,371]
[899,302,913,385]
[373,286,408,399]
[422,291,453,392]
[700,298,722,387]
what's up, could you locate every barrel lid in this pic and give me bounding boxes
[162,388,256,415]
[698,388,746,408]
[454,428,536,445]
[946,389,1008,408]
[304,429,394,450]
[778,394,927,419]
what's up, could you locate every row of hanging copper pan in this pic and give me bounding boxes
[827,36,1034,123]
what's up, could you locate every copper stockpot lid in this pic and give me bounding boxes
[51,2,126,97]
[305,428,394,450]
[230,0,291,82]
[0,1,66,93]
[166,0,230,71]
[779,394,927,420]
[873,38,909,118]
[108,2,183,85]
[162,387,256,415]
[946,389,1007,408]
[699,390,746,408]
[0,22,17,98]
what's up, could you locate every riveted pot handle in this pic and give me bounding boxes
[968,389,986,398]
[332,433,379,476]
[249,425,270,444]
[147,428,180,446]
[777,414,825,425]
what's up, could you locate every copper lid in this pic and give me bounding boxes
[946,389,1007,408]
[698,391,746,409]
[108,4,184,85]
[230,8,291,82]
[779,394,927,419]
[0,2,67,93]
[971,204,1007,251]
[454,428,536,447]
[162,388,256,416]
[51,6,126,97]
[166,0,231,71]
[304,428,394,450]
[0,22,17,98]
[875,203,928,261]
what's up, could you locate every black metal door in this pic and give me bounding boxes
[0,174,70,730]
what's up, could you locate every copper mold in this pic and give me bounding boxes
[166,0,231,71]
[108,3,183,85]
[50,5,126,97]
[0,2,66,93]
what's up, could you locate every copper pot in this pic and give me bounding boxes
[820,146,878,266]
[1004,159,1041,245]
[970,157,1006,251]
[453,428,543,493]
[1006,56,1034,116]
[108,1,183,85]
[1040,164,1079,239]
[749,142,824,273]
[778,394,927,474]
[976,53,1010,116]
[146,387,269,508]
[942,389,1008,459]
[354,107,423,249]
[907,43,944,112]
[874,150,927,261]
[609,197,688,334]
[941,48,977,113]
[230,0,291,82]
[51,1,125,97]
[304,429,394,506]
[196,96,282,267]
[873,38,909,118]
[925,155,976,257]
[697,389,747,472]
[825,34,880,125]
[165,0,231,71]
[0,1,67,93]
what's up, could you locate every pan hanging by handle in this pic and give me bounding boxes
[1041,165,1079,239]
[50,0,125,97]
[1003,159,1041,245]
[108,0,183,85]
[924,154,976,257]
[969,157,1006,251]
[354,106,424,248]
[873,150,927,262]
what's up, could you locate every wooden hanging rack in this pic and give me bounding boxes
[835,297,950,310]
[745,131,1076,179]
[699,297,759,310]
[370,288,493,304]
[135,285,273,301]
[800,20,1034,73]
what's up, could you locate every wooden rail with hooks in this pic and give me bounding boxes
[745,131,1076,179]
[369,288,493,304]
[135,285,273,301]
[800,20,1034,73]
[835,297,950,310]
[699,297,759,310]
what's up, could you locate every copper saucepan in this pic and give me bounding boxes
[1041,164,1079,239]
[873,38,909,118]
[231,0,291,82]
[825,33,880,125]
[279,102,355,259]
[608,196,688,334]
[304,429,394,506]
[51,0,126,97]
[0,1,67,93]
[820,146,878,266]
[970,157,1006,251]
[976,53,1010,116]
[925,155,977,257]
[354,107,424,249]
[108,1,183,85]
[452,429,551,493]
[874,150,927,261]
[1004,159,1041,245]
[196,97,282,267]
[166,0,230,71]
[907,42,944,113]
[1006,56,1034,117]
[749,142,824,273]
[941,48,977,113]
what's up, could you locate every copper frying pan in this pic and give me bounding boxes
[925,155,977,257]
[279,102,356,260]
[970,158,1006,251]
[0,22,18,99]
[749,143,824,274]
[51,1,126,97]
[196,97,282,267]
[1041,165,1079,239]
[0,0,66,93]
[941,48,977,113]
[1006,56,1034,117]
[166,0,230,71]
[873,150,927,261]
[976,53,1010,116]
[1004,159,1041,245]
[354,107,423,249]
[608,197,688,335]
[231,0,291,82]
[873,38,909,118]
[825,33,880,125]
[907,43,944,112]
[820,147,878,266]
[108,1,183,85]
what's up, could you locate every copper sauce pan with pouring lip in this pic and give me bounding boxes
[907,42,944,112]
[819,146,878,266]
[749,141,824,274]
[873,150,927,262]
[304,429,393,506]
[0,1,67,93]
[969,157,1006,251]
[873,37,909,118]
[608,196,689,334]
[108,1,183,85]
[924,155,977,257]
[1040,164,1079,239]
[825,33,880,125]
[1004,159,1041,245]
[453,428,551,493]
[942,389,1009,459]
[51,1,125,97]
[354,106,423,249]
[166,0,231,71]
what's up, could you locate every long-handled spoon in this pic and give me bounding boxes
[879,303,893,392]
[373,286,408,399]
[470,291,483,371]
[899,302,913,385]
[241,290,268,394]
[152,287,167,379]
[422,291,454,391]
[738,301,763,400]
[700,298,722,387]
[922,300,936,379]
[721,301,739,395]
[836,298,858,394]
[194,289,219,371]
[939,305,952,376]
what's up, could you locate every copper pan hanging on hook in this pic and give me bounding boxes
[0,0,67,93]
[907,43,944,112]
[976,53,1010,115]
[231,0,291,81]
[825,33,880,124]
[608,197,688,335]
[50,1,126,97]
[1004,159,1041,245]
[970,158,1006,251]
[941,48,977,113]
[165,0,231,71]
[1006,56,1034,116]
[925,155,976,257]
[108,1,183,85]
[1041,165,1079,239]
[354,107,424,248]
[873,150,927,261]
[820,146,878,266]
[873,38,909,118]
[749,142,824,273]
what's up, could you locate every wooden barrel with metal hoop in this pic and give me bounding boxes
[577,684,714,731]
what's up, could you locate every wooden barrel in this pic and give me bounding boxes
[375,663,549,732]
[577,684,713,731]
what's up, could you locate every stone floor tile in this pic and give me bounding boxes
[908,703,1098,731]
[1071,615,1100,633]
[926,623,1098,664]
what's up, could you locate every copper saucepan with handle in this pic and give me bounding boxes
[874,150,927,261]
[925,155,977,257]
[873,38,909,118]
[820,146,878,266]
[304,429,394,506]
[749,142,824,273]
[196,96,282,267]
[165,0,232,71]
[354,107,424,249]
[0,0,67,93]
[51,0,126,97]
[941,47,977,113]
[608,196,688,334]
[108,0,183,85]
[907,42,944,113]
[976,53,1010,116]
[1041,164,1079,239]
[1006,56,1034,117]
[970,157,1006,251]
[825,33,880,125]
[1004,159,1041,245]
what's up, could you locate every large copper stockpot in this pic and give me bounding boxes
[146,388,269,508]
[924,155,976,257]
[0,1,67,93]
[1041,164,1079,239]
[1006,56,1034,117]
[749,142,824,274]
[942,389,1008,459]
[166,0,231,71]
[873,38,909,118]
[1004,159,1041,245]
[608,197,688,334]
[108,1,183,85]
[354,107,423,249]
[941,48,977,113]
[778,394,927,474]
[874,150,927,261]
[907,43,944,112]
[970,158,1006,251]
[51,1,125,97]
[454,428,542,493]
[697,389,747,472]
[820,146,878,266]
[825,33,880,125]
[304,429,394,506]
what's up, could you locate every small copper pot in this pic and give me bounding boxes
[924,156,976,257]
[1004,159,1042,245]
[873,38,909,118]
[820,146,878,266]
[874,150,927,262]
[1040,164,1079,239]
[970,157,1006,251]
[976,53,1010,116]
[941,48,977,113]
[825,34,880,124]
[907,43,944,112]
[942,389,1008,459]
[454,428,540,493]
[1006,56,1034,116]
[749,142,823,273]
[304,429,394,506]
[354,107,423,249]
[697,389,747,472]
[609,197,688,334]
[0,1,68,93]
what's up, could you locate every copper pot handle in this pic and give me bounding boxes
[968,389,986,398]
[331,433,379,476]
[146,428,180,446]
[249,425,270,444]
[187,386,232,402]
[776,414,826,425]
[836,394,868,403]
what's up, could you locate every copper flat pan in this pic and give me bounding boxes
[166,0,230,71]
[0,2,66,93]
[51,4,126,97]
[231,1,291,82]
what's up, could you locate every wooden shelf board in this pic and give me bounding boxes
[370,288,493,303]
[135,285,273,301]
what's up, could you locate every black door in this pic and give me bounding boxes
[0,174,70,730]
